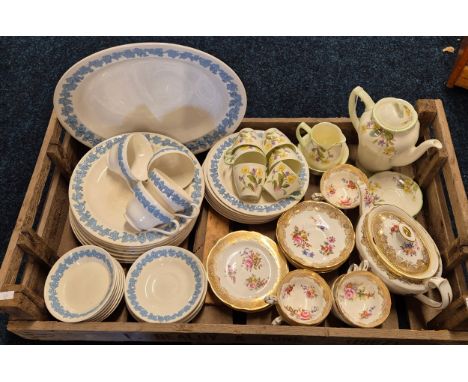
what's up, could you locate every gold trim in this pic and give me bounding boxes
[275,269,333,326]
[332,271,391,328]
[320,164,369,209]
[365,208,438,281]
[276,201,355,271]
[206,231,289,312]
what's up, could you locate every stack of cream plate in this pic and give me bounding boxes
[125,246,207,323]
[44,245,125,322]
[68,133,204,263]
[203,131,309,224]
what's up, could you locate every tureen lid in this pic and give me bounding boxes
[365,205,439,280]
[373,98,418,132]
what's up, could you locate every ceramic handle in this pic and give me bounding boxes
[296,122,312,147]
[311,192,325,201]
[147,219,180,236]
[264,295,278,305]
[347,260,369,273]
[174,203,200,219]
[348,86,375,130]
[271,316,284,325]
[414,277,453,309]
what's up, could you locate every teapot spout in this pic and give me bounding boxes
[390,139,443,167]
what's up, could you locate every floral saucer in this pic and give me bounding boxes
[368,171,423,216]
[319,164,368,209]
[297,144,349,176]
[276,201,355,272]
[273,269,332,326]
[206,231,289,312]
[332,267,391,328]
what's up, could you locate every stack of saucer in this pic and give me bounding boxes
[125,246,207,323]
[68,133,204,263]
[44,246,125,322]
[203,131,309,224]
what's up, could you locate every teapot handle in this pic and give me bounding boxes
[414,277,453,310]
[296,122,312,147]
[349,86,375,130]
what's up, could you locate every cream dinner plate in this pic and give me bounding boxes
[54,43,247,154]
[368,171,423,216]
[69,133,204,252]
[206,231,289,312]
[44,246,124,323]
[276,201,355,272]
[125,246,207,323]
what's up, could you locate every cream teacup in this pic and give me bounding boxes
[296,122,346,171]
[263,162,300,201]
[107,133,154,183]
[232,163,266,202]
[268,146,302,174]
[125,182,180,233]
[224,145,266,166]
[147,169,199,218]
[263,128,294,156]
[224,128,263,159]
[265,269,333,326]
[148,148,195,189]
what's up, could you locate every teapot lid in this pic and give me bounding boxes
[365,205,439,280]
[373,98,418,132]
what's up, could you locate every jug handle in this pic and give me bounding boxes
[296,122,312,147]
[414,277,453,310]
[349,86,375,130]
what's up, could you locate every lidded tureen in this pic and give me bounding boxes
[355,181,452,309]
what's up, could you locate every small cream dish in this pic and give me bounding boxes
[368,171,423,216]
[332,261,391,328]
[266,269,333,326]
[107,133,154,183]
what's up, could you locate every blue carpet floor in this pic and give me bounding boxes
[0,37,467,344]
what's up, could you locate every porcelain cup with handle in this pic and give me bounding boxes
[148,148,195,189]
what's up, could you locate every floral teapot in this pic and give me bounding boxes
[355,181,452,309]
[349,86,442,172]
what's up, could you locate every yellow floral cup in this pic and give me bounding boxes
[263,128,295,156]
[224,145,266,166]
[232,163,267,202]
[268,146,302,174]
[224,128,264,162]
[263,162,300,201]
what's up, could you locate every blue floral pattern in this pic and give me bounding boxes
[56,45,245,153]
[46,248,114,319]
[125,247,204,322]
[148,171,193,213]
[70,133,203,244]
[208,134,308,214]
[132,184,172,224]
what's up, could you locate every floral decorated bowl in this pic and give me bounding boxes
[276,201,355,272]
[368,171,423,216]
[266,269,333,326]
[313,164,368,209]
[331,261,391,328]
[206,231,289,312]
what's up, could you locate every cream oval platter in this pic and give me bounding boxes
[54,43,247,153]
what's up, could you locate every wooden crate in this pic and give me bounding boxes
[1,100,467,344]
[447,37,468,89]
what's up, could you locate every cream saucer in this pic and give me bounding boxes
[298,144,349,176]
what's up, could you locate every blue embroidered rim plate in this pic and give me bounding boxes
[125,246,207,323]
[53,42,247,154]
[69,133,204,246]
[44,245,116,323]
[206,131,309,216]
